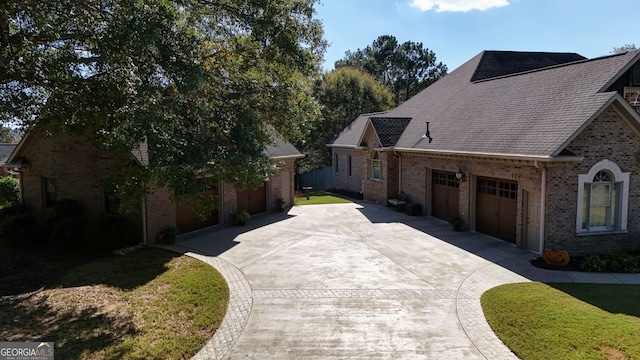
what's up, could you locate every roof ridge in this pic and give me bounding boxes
[473,51,634,84]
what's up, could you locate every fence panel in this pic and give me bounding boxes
[298,166,333,192]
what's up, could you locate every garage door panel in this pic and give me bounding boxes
[432,171,459,221]
[176,189,219,233]
[476,177,517,243]
[236,183,267,215]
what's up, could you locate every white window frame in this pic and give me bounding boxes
[576,159,629,234]
[369,152,382,180]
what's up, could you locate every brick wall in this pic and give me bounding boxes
[332,148,365,194]
[19,132,140,217]
[545,106,640,255]
[144,187,176,243]
[269,158,296,207]
[400,152,543,248]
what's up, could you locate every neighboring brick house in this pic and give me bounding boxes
[329,50,640,255]
[5,130,302,243]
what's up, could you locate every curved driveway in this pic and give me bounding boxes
[167,202,640,359]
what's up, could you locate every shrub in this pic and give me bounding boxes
[0,202,29,223]
[50,217,87,248]
[607,253,640,273]
[580,254,607,272]
[158,226,178,244]
[55,198,84,219]
[84,215,141,251]
[0,214,36,247]
[326,188,364,200]
[0,177,19,205]
[233,209,250,225]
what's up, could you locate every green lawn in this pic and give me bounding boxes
[481,282,640,360]
[0,247,229,360]
[294,193,352,205]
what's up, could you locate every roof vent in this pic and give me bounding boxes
[422,122,433,143]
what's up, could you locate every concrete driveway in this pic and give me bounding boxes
[167,202,640,359]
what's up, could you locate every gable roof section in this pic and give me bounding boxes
[386,50,640,159]
[369,117,411,147]
[470,51,586,82]
[265,136,304,159]
[329,111,389,148]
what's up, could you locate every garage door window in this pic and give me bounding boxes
[577,160,629,234]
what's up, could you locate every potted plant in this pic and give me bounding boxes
[449,216,464,231]
[275,198,286,212]
[233,209,250,225]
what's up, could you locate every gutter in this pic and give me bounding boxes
[391,147,584,163]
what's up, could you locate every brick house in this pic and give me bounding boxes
[5,130,302,243]
[330,50,640,255]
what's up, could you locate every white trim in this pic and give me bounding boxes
[576,159,630,233]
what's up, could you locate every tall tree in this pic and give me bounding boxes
[298,67,393,171]
[0,127,17,143]
[612,44,637,54]
[1,0,325,207]
[335,35,447,105]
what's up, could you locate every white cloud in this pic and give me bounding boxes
[411,0,510,12]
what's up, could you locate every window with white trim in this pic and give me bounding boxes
[334,154,339,174]
[369,152,381,180]
[576,160,630,233]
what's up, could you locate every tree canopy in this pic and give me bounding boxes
[335,35,447,105]
[612,43,637,54]
[1,0,326,208]
[297,67,393,171]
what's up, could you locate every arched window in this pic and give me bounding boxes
[576,160,630,233]
[369,151,381,180]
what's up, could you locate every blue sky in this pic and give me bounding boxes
[315,0,639,72]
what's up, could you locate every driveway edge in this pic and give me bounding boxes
[456,262,529,360]
[162,244,253,360]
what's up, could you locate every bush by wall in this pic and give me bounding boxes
[0,177,19,205]
[0,213,36,247]
[84,215,141,251]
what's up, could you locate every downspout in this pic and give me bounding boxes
[141,196,148,245]
[535,161,546,254]
[395,151,402,193]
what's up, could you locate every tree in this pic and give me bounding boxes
[0,127,17,143]
[612,44,637,54]
[335,35,447,105]
[1,0,326,209]
[298,67,393,171]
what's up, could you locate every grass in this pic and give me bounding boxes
[294,192,352,205]
[0,247,229,360]
[481,282,640,360]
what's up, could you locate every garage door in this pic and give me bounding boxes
[175,188,219,233]
[432,171,459,221]
[476,177,517,243]
[236,183,267,215]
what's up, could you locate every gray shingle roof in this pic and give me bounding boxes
[370,117,411,147]
[374,50,640,158]
[265,136,304,159]
[0,144,16,165]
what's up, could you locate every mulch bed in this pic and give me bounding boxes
[530,257,584,272]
